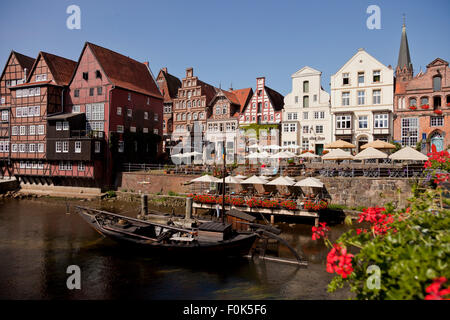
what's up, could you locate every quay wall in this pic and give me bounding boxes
[117,172,196,194]
[118,172,415,209]
[320,177,414,208]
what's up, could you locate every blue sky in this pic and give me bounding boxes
[1,0,449,94]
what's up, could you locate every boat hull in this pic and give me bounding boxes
[76,208,257,258]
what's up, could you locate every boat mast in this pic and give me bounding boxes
[222,140,226,224]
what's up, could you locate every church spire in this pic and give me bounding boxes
[397,17,413,75]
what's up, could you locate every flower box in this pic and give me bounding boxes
[409,106,417,110]
[434,109,443,115]
[420,104,430,110]
[446,102,450,107]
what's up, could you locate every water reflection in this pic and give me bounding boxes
[0,198,350,299]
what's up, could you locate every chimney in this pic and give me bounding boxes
[143,61,149,68]
[162,67,168,73]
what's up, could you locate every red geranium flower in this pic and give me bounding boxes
[425,277,450,300]
[311,222,330,240]
[326,243,354,278]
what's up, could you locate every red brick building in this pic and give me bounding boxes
[65,42,163,186]
[0,43,163,188]
[172,67,218,147]
[393,24,450,152]
[238,77,284,147]
[155,67,181,153]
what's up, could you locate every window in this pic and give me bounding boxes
[72,105,81,113]
[29,144,36,153]
[22,107,28,117]
[433,76,441,91]
[56,122,62,131]
[63,121,69,131]
[59,161,72,171]
[143,128,148,133]
[337,115,351,129]
[373,70,380,82]
[117,125,124,133]
[29,125,36,135]
[35,74,47,82]
[38,144,44,153]
[97,87,102,95]
[421,97,429,106]
[20,126,26,135]
[289,123,296,132]
[75,141,81,153]
[358,116,368,129]
[342,73,349,85]
[16,107,22,118]
[38,125,44,135]
[373,90,381,104]
[89,88,94,96]
[128,93,131,101]
[358,91,365,105]
[431,116,444,127]
[130,126,136,133]
[302,138,309,151]
[358,72,364,85]
[147,97,150,105]
[1,110,8,121]
[316,125,323,134]
[144,112,148,120]
[374,114,389,128]
[401,118,418,147]
[38,161,44,169]
[303,81,309,93]
[74,89,79,97]
[12,126,18,135]
[154,114,158,121]
[127,109,132,117]
[95,141,101,153]
[118,141,124,153]
[56,141,62,153]
[342,92,350,106]
[303,126,309,134]
[117,107,122,115]
[12,144,18,153]
[63,141,69,153]
[303,112,308,120]
[82,72,88,80]
[96,70,101,78]
[78,162,85,172]
[409,98,417,107]
[303,96,309,108]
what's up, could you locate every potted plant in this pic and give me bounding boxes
[434,109,443,115]
[409,105,417,110]
[420,104,430,110]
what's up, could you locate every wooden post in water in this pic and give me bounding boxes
[186,197,193,220]
[141,194,148,216]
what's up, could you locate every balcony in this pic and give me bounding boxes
[70,130,104,139]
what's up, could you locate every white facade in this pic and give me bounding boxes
[282,66,331,154]
[330,49,394,150]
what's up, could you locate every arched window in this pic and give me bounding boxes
[409,98,417,107]
[177,113,181,121]
[420,97,429,106]
[187,101,191,108]
[193,100,196,107]
[303,96,309,108]
[187,113,191,120]
[303,81,309,93]
[433,76,441,91]
[182,113,186,120]
[193,112,198,120]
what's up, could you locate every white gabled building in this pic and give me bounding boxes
[330,48,394,151]
[282,66,331,155]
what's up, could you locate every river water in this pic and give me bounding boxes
[0,198,351,299]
